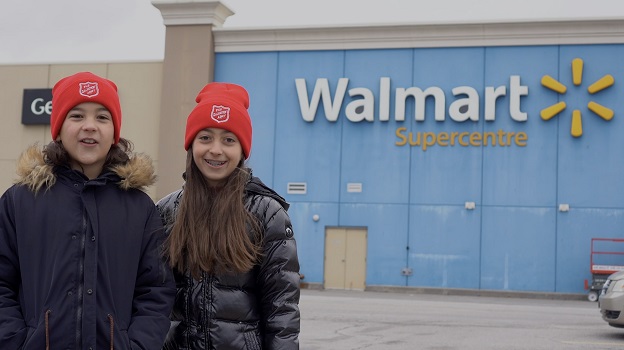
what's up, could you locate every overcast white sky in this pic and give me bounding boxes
[1,0,623,65]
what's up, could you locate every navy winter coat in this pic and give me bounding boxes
[157,176,300,350]
[0,145,176,349]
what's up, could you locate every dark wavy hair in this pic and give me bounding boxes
[43,138,134,169]
[166,149,262,277]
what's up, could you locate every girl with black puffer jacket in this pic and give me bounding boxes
[157,82,300,350]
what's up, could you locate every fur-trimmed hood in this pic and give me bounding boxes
[14,144,157,193]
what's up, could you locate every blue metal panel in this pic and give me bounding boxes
[482,46,559,207]
[340,49,413,204]
[274,51,345,203]
[214,52,279,185]
[556,208,624,293]
[481,206,557,292]
[408,205,481,289]
[557,45,624,208]
[287,202,340,284]
[339,203,409,286]
[409,48,484,205]
[212,44,624,296]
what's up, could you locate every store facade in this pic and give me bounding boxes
[205,15,624,296]
[3,1,624,297]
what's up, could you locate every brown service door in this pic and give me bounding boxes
[324,227,367,290]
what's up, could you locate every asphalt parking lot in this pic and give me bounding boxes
[299,288,624,350]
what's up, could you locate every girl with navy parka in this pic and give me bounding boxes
[157,82,301,349]
[0,72,176,349]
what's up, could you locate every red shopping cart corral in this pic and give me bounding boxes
[586,238,624,302]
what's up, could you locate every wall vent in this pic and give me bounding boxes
[287,182,307,194]
[347,183,362,193]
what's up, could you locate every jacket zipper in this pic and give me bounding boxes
[76,209,87,348]
[205,273,212,349]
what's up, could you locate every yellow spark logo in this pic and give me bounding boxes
[540,58,615,137]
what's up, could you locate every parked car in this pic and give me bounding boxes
[599,270,624,328]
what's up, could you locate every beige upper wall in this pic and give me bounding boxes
[0,63,164,199]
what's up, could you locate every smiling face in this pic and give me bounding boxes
[57,102,115,179]
[192,128,243,187]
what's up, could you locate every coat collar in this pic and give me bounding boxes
[14,144,157,194]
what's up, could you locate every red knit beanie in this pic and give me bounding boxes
[185,82,253,159]
[51,72,122,144]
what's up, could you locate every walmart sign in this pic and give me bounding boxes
[295,58,615,151]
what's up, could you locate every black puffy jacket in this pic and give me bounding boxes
[156,176,300,350]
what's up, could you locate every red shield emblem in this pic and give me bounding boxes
[79,82,99,98]
[211,105,230,123]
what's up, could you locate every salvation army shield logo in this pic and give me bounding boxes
[211,105,230,123]
[79,82,99,98]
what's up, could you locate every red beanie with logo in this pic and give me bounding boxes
[185,82,253,159]
[51,72,122,144]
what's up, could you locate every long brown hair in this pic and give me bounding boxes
[167,149,262,278]
[44,138,133,169]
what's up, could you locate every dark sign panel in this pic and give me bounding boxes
[22,88,52,125]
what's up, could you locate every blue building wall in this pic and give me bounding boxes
[214,43,624,294]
